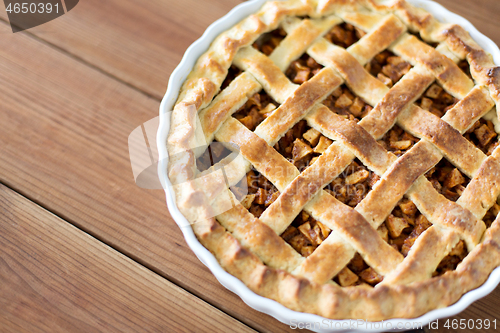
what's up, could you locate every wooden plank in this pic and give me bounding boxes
[0,0,244,100]
[0,21,303,333]
[0,183,256,333]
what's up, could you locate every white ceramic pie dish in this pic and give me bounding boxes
[157,0,500,331]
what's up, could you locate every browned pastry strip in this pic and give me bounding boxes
[390,34,474,98]
[259,142,354,234]
[391,0,439,38]
[306,105,395,175]
[307,192,404,276]
[357,141,442,227]
[339,12,385,32]
[272,16,342,72]
[215,118,299,190]
[348,14,407,65]
[442,85,495,133]
[360,67,434,139]
[317,0,369,15]
[255,66,343,145]
[168,103,201,157]
[398,105,486,177]
[381,226,460,285]
[233,46,296,103]
[443,25,500,113]
[406,177,485,249]
[291,232,356,284]
[308,39,388,105]
[215,193,305,271]
[200,73,262,143]
[457,154,500,219]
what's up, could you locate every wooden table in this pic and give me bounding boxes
[0,0,499,332]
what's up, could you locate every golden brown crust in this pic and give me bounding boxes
[390,34,474,98]
[359,67,434,139]
[200,73,262,142]
[442,86,495,132]
[255,66,343,144]
[398,105,486,177]
[310,193,404,275]
[166,0,500,321]
[292,232,356,284]
[381,226,460,286]
[273,16,342,71]
[307,105,395,173]
[216,196,305,271]
[356,141,441,226]
[443,25,500,111]
[259,142,354,234]
[457,155,500,219]
[348,14,406,65]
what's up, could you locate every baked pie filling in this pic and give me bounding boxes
[208,22,497,288]
[169,0,500,320]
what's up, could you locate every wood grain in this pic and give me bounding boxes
[0,0,244,100]
[0,183,256,333]
[0,21,303,333]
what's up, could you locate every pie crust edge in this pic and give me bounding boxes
[165,0,500,320]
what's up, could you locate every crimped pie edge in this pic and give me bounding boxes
[161,0,500,325]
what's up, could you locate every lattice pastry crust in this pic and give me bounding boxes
[166,0,500,320]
